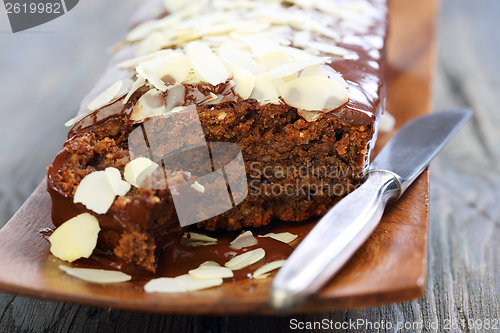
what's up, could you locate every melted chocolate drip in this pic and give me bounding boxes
[61,230,293,282]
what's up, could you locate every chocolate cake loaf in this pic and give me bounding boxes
[47,0,388,272]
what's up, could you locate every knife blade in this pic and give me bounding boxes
[269,109,473,312]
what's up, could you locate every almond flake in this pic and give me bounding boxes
[307,41,351,57]
[143,57,164,72]
[64,112,89,127]
[230,231,258,250]
[117,49,177,69]
[130,88,167,121]
[219,57,235,73]
[74,171,117,214]
[118,78,134,96]
[234,20,270,34]
[144,277,187,293]
[238,35,280,57]
[182,232,218,243]
[232,67,254,99]
[183,241,218,247]
[280,76,348,111]
[162,0,191,13]
[252,260,286,279]
[253,273,270,280]
[185,41,229,85]
[87,80,123,111]
[304,48,321,56]
[298,109,322,122]
[104,167,131,196]
[313,25,341,41]
[257,57,330,80]
[199,261,221,268]
[218,41,253,64]
[250,78,279,104]
[155,55,192,83]
[123,77,146,104]
[326,71,349,88]
[191,181,205,193]
[272,78,286,92]
[218,112,227,120]
[300,64,328,78]
[379,111,396,132]
[49,213,100,262]
[258,232,298,244]
[135,31,167,56]
[126,20,161,42]
[124,157,159,187]
[224,248,265,270]
[257,51,291,71]
[233,61,266,76]
[188,266,234,279]
[174,274,223,291]
[136,65,168,92]
[293,31,310,47]
[59,265,131,283]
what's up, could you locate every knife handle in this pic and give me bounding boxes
[269,170,401,312]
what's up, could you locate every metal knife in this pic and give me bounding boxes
[269,109,473,312]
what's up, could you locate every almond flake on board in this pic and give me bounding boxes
[124,157,159,187]
[59,265,132,283]
[123,77,146,104]
[191,181,205,193]
[174,274,223,292]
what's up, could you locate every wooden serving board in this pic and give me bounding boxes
[0,0,437,315]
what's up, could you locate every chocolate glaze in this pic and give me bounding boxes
[67,230,293,281]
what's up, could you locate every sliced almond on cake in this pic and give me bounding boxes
[280,76,349,111]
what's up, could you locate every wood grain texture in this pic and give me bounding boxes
[1,0,496,331]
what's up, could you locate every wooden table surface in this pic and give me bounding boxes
[0,0,498,331]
